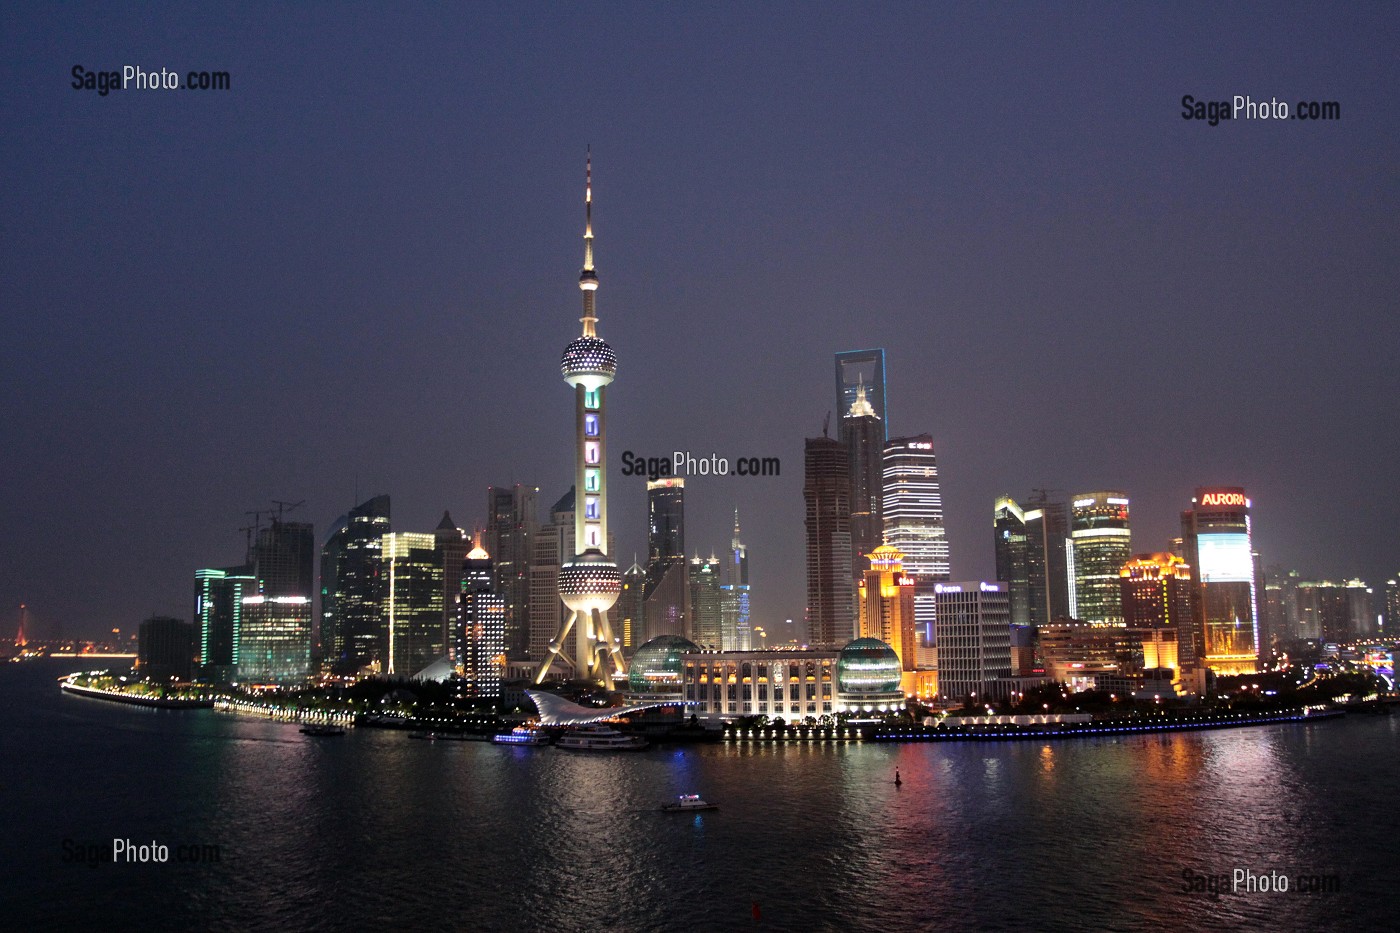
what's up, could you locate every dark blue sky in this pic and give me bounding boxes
[3,3,1397,640]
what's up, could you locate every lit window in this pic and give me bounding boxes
[584,414,599,437]
[584,389,600,410]
[585,443,600,464]
[585,469,600,492]
[585,497,600,520]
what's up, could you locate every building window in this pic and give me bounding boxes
[585,497,600,520]
[584,388,600,410]
[585,469,600,492]
[585,442,600,465]
[584,414,600,437]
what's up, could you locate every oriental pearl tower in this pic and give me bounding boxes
[535,151,626,687]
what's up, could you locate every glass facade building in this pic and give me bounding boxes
[1069,491,1132,625]
[319,494,390,674]
[805,436,854,648]
[1181,487,1258,673]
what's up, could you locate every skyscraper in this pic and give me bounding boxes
[458,541,506,703]
[536,153,625,687]
[857,545,917,672]
[1069,491,1131,625]
[805,434,854,648]
[137,616,194,682]
[835,349,888,439]
[842,380,885,584]
[485,484,538,660]
[618,557,646,652]
[529,488,574,663]
[1180,487,1258,673]
[993,496,1030,628]
[882,434,950,660]
[319,494,390,674]
[239,518,315,684]
[381,532,444,677]
[688,553,724,648]
[435,511,470,662]
[933,582,1013,704]
[194,564,256,681]
[1023,491,1071,627]
[721,509,752,650]
[1119,553,1201,683]
[643,478,690,641]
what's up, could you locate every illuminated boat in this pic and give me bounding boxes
[554,724,647,751]
[492,725,552,746]
[661,794,717,812]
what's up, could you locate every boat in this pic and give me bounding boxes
[554,723,647,751]
[492,725,552,746]
[300,723,346,736]
[661,794,717,812]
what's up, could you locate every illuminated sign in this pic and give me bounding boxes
[897,575,916,586]
[1200,491,1248,507]
[1106,497,1129,506]
[1198,533,1253,583]
[1073,498,1095,508]
[934,584,962,593]
[979,582,1002,592]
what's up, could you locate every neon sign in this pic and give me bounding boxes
[1200,491,1247,507]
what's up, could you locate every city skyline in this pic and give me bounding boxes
[4,4,1398,639]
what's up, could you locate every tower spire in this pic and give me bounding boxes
[579,146,599,337]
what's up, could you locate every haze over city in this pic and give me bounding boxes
[3,3,1396,640]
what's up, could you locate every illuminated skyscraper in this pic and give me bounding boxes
[882,434,950,661]
[843,381,885,584]
[458,541,506,702]
[1180,487,1258,673]
[1069,491,1131,625]
[319,494,390,673]
[529,488,574,663]
[933,582,1013,704]
[805,434,855,648]
[857,545,917,673]
[721,509,752,650]
[643,478,690,641]
[618,558,645,652]
[835,349,888,439]
[688,553,724,648]
[1386,576,1399,636]
[536,153,625,687]
[381,532,445,677]
[194,564,256,681]
[485,485,538,660]
[435,512,470,662]
[993,496,1030,628]
[239,518,315,684]
[1119,553,1200,682]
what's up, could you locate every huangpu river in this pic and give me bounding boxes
[4,657,1396,932]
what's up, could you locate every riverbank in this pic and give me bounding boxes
[868,707,1345,742]
[58,679,215,709]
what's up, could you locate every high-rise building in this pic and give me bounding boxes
[535,153,625,687]
[1119,553,1201,682]
[1180,487,1258,673]
[1386,576,1399,637]
[618,558,646,652]
[842,380,885,584]
[458,541,506,703]
[435,512,470,662]
[857,545,918,673]
[805,434,855,648]
[194,564,256,681]
[882,434,950,662]
[835,349,888,439]
[381,532,444,677]
[485,484,538,660]
[319,494,390,674]
[933,582,1013,704]
[721,509,752,651]
[689,553,724,648]
[239,519,314,684]
[1023,491,1071,627]
[529,489,574,663]
[993,496,1030,628]
[1069,491,1131,625]
[642,478,690,641]
[137,615,194,682]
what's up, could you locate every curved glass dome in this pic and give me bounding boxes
[836,638,902,694]
[627,634,700,693]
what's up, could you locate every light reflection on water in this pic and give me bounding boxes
[4,660,1397,932]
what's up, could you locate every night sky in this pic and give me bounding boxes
[3,3,1397,641]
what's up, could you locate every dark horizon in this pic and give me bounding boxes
[3,3,1397,640]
